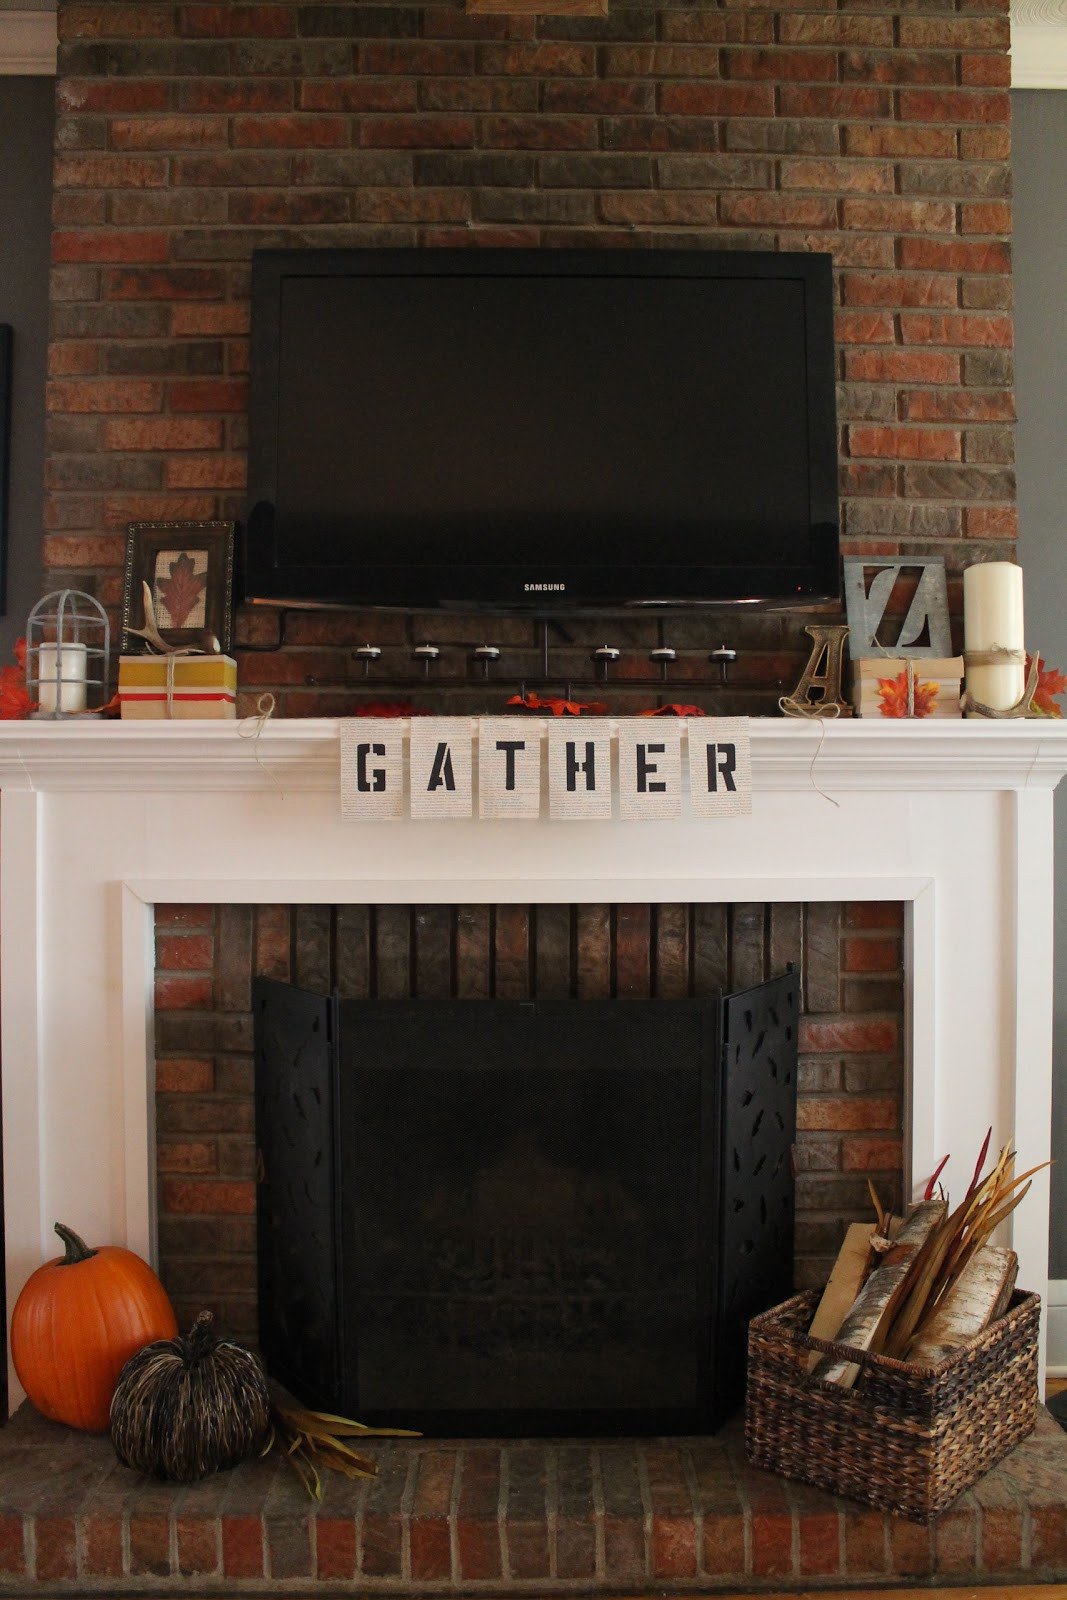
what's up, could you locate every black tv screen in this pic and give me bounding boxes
[245,249,839,611]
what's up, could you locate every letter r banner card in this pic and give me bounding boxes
[478,718,541,819]
[340,718,405,820]
[688,718,752,817]
[547,721,613,820]
[616,718,683,821]
[409,717,473,819]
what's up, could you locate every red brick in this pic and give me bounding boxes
[61,4,173,38]
[48,341,100,377]
[900,238,1012,273]
[842,1136,904,1172]
[180,79,294,112]
[316,1517,356,1580]
[844,49,955,87]
[800,1018,898,1054]
[162,1179,256,1215]
[1031,1504,1067,1567]
[843,271,958,309]
[165,454,247,489]
[836,312,896,346]
[110,115,228,150]
[723,193,838,229]
[47,378,161,414]
[171,303,249,337]
[232,115,349,148]
[751,1511,793,1578]
[727,47,838,82]
[797,1097,899,1132]
[844,935,901,972]
[900,16,1009,49]
[410,1518,452,1581]
[104,418,224,451]
[181,4,296,36]
[55,155,167,188]
[58,79,171,113]
[103,492,215,528]
[480,115,596,151]
[890,1517,933,1577]
[157,1140,217,1174]
[157,933,214,972]
[156,974,214,1009]
[0,1517,23,1578]
[845,350,961,385]
[362,40,476,73]
[899,312,1013,348]
[846,124,956,158]
[967,506,1018,539]
[962,53,1012,88]
[299,80,415,112]
[846,903,904,931]
[844,1510,888,1574]
[103,266,226,300]
[904,390,1016,424]
[842,197,956,234]
[53,230,170,264]
[222,1514,265,1578]
[81,1513,122,1577]
[660,82,775,117]
[899,90,1010,125]
[42,534,127,567]
[780,85,892,119]
[962,201,1013,235]
[850,424,961,461]
[156,1057,214,1092]
[798,1510,840,1575]
[168,378,248,412]
[782,158,893,194]
[129,1513,172,1578]
[361,115,474,149]
[156,903,214,928]
[651,1514,697,1578]
[702,1510,745,1576]
[34,1517,77,1583]
[175,1517,220,1576]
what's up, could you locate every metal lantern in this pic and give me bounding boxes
[26,590,110,719]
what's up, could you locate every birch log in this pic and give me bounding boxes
[806,1222,878,1373]
[811,1199,947,1388]
[906,1245,1017,1366]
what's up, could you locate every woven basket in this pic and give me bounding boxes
[745,1286,1040,1522]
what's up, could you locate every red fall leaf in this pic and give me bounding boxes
[155,551,208,630]
[0,638,33,721]
[878,670,940,719]
[1027,654,1067,717]
[637,703,707,718]
[505,692,607,717]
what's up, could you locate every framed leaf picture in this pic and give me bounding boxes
[121,520,236,654]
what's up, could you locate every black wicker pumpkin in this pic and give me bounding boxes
[110,1311,270,1482]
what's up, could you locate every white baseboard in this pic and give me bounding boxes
[0,10,57,76]
[1048,1277,1067,1376]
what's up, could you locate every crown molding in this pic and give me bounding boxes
[1013,0,1067,86]
[0,8,57,75]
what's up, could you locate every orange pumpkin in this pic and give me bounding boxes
[11,1222,178,1433]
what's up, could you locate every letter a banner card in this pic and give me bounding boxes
[616,718,683,820]
[340,719,405,820]
[547,722,613,820]
[409,717,473,819]
[478,718,541,819]
[688,718,752,817]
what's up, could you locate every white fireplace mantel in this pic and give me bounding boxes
[2,716,1066,1407]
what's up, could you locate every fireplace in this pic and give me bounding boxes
[0,716,1063,1416]
[253,975,798,1434]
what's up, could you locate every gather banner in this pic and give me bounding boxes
[340,717,751,821]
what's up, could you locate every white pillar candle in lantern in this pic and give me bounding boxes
[37,642,88,714]
[963,562,1025,713]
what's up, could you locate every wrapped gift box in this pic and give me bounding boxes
[119,655,237,720]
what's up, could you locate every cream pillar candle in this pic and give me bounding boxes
[37,642,88,714]
[963,562,1025,712]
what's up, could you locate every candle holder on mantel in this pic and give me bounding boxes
[25,590,110,719]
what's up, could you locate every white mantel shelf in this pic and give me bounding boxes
[2,714,1067,1409]
[2,715,1067,793]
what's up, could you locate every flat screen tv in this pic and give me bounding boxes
[245,248,839,612]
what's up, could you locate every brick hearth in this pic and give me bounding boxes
[0,1404,1064,1591]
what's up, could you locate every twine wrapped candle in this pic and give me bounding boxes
[963,562,1025,713]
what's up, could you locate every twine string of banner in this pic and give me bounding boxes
[806,712,841,810]
[237,693,283,792]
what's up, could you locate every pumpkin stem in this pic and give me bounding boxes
[185,1310,217,1365]
[54,1222,97,1265]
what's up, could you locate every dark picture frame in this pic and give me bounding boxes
[0,326,12,616]
[121,520,236,654]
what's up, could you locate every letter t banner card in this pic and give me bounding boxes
[547,722,613,820]
[340,719,405,820]
[688,719,752,817]
[409,717,473,819]
[478,718,541,819]
[616,719,683,820]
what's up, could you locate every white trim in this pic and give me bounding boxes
[1049,1277,1067,1376]
[0,10,56,76]
[1012,24,1067,88]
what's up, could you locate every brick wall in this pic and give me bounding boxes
[154,899,904,1340]
[45,0,1015,712]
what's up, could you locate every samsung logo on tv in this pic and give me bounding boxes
[524,582,567,592]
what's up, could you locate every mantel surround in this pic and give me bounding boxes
[1,718,1066,1412]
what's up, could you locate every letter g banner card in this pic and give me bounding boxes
[340,719,405,820]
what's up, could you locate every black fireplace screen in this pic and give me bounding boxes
[254,974,797,1435]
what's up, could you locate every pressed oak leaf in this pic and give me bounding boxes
[878,670,939,719]
[1027,654,1066,717]
[0,638,33,721]
[505,691,607,717]
[155,551,208,631]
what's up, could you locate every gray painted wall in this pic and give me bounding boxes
[0,76,53,659]
[1013,90,1067,1278]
